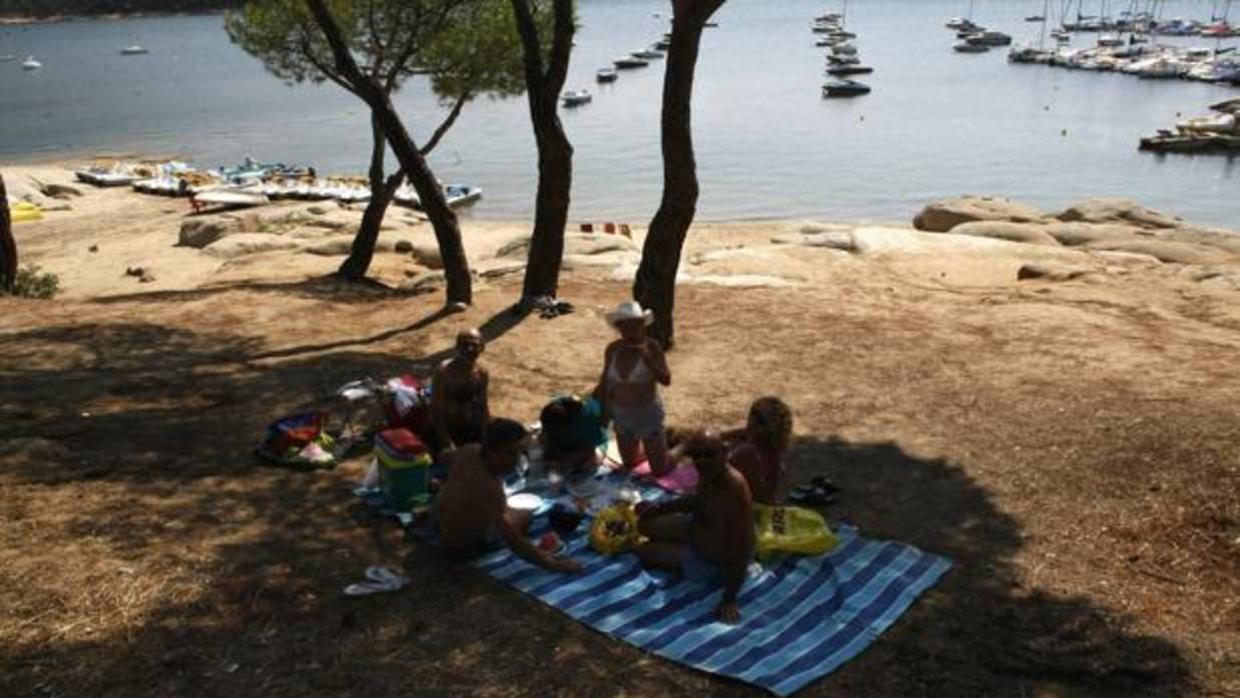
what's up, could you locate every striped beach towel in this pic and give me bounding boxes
[475,482,952,696]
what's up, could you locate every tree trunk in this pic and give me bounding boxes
[512,0,576,301]
[306,0,472,306]
[632,1,726,348]
[0,174,15,294]
[338,115,402,281]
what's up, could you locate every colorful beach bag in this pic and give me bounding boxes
[256,411,337,469]
[375,428,432,512]
[753,505,840,560]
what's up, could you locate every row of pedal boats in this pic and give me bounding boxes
[74,161,481,210]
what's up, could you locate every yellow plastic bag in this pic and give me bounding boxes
[753,505,840,560]
[589,503,645,555]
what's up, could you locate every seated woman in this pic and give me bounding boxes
[430,329,490,455]
[725,397,794,505]
[593,300,673,476]
[539,395,608,481]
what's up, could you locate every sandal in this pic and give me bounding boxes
[810,476,840,496]
[788,483,837,507]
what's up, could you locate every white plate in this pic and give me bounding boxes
[507,493,544,511]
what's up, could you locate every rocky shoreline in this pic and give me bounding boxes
[4,162,1239,300]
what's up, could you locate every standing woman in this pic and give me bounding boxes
[595,301,673,476]
[430,329,490,454]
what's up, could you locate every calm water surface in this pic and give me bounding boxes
[1,0,1238,225]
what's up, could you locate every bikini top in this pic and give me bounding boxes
[607,347,653,385]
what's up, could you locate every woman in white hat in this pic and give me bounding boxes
[593,300,673,476]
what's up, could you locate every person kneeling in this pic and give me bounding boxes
[539,395,608,481]
[432,418,580,574]
[634,431,755,624]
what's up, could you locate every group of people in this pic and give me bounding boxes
[425,300,794,623]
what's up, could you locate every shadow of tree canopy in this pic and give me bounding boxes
[780,436,1193,697]
[0,321,1195,697]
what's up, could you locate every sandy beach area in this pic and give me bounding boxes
[2,160,1239,696]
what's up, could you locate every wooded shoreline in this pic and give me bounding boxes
[0,10,226,25]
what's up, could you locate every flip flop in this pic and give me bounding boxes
[365,566,409,586]
[810,476,841,495]
[344,567,410,596]
[788,484,836,507]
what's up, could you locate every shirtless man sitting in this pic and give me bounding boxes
[432,418,581,574]
[430,329,490,456]
[634,431,755,624]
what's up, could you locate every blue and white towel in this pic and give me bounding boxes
[475,483,952,696]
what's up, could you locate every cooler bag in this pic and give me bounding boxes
[375,428,432,511]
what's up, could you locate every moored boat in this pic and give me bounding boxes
[120,45,149,55]
[954,41,990,53]
[21,56,41,70]
[826,64,874,76]
[596,67,617,83]
[822,79,871,97]
[613,56,649,69]
[562,89,592,107]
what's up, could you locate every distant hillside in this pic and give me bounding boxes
[0,1,241,19]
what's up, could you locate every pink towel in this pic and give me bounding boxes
[634,459,699,494]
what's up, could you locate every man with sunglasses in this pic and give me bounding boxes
[634,431,755,624]
[432,418,581,574]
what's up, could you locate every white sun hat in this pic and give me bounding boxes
[605,299,654,327]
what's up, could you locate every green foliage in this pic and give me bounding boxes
[8,265,60,299]
[424,0,555,101]
[226,0,548,102]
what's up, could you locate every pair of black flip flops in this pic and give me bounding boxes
[788,476,839,506]
[516,296,576,319]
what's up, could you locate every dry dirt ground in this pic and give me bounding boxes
[2,172,1239,698]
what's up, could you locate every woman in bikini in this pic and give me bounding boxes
[430,329,490,454]
[725,397,794,505]
[594,300,673,476]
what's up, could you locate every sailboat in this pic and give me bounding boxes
[1011,0,1058,62]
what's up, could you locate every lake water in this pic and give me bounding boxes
[1,0,1238,226]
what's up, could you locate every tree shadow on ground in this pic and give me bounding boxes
[92,275,424,307]
[780,436,1193,697]
[0,322,1197,697]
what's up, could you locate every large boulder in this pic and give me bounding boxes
[947,221,1062,247]
[1017,263,1093,282]
[410,243,443,270]
[564,233,638,256]
[178,216,243,248]
[1084,239,1233,265]
[1041,222,1145,247]
[302,236,355,256]
[1054,199,1181,230]
[203,233,300,259]
[496,236,531,259]
[912,195,1044,232]
[771,230,857,252]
